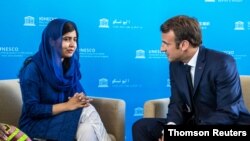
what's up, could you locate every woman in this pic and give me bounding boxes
[18,19,111,141]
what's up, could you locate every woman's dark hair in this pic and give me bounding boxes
[63,22,78,36]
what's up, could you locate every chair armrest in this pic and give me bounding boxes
[90,96,125,141]
[240,75,250,111]
[0,79,22,126]
[144,98,170,118]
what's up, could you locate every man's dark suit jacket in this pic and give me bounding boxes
[167,46,250,125]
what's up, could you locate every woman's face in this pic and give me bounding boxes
[61,30,77,58]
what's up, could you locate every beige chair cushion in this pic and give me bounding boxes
[0,79,22,126]
[240,75,250,111]
[144,98,170,118]
[90,97,125,141]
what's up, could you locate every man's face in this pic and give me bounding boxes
[160,30,183,62]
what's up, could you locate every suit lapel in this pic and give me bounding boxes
[193,47,206,94]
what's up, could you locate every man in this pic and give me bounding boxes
[132,15,250,141]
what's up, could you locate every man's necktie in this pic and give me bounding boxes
[185,65,193,94]
[184,64,195,124]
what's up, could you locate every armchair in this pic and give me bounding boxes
[240,75,250,110]
[90,96,125,141]
[143,98,169,118]
[0,79,125,141]
[143,75,250,118]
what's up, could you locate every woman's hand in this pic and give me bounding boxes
[52,92,93,115]
[66,92,93,110]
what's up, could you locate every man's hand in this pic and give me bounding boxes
[158,135,164,141]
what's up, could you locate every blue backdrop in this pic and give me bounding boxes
[1,0,250,140]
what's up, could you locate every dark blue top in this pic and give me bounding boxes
[19,61,84,141]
